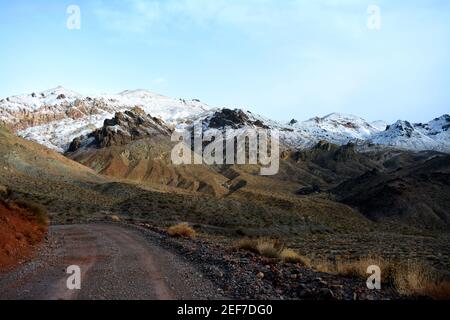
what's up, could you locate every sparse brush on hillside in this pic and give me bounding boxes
[233,238,310,266]
[393,262,450,299]
[313,256,450,299]
[418,281,450,300]
[314,256,393,279]
[167,223,196,239]
[14,199,49,226]
[110,215,121,222]
[233,238,281,255]
[256,240,281,259]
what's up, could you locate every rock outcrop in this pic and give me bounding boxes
[67,107,172,151]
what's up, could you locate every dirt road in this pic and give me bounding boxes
[0,224,221,300]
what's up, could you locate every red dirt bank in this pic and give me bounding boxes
[0,201,47,272]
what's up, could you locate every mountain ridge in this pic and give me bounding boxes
[1,87,448,153]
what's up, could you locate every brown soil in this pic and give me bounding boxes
[0,201,47,272]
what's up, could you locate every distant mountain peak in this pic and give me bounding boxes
[68,107,172,152]
[0,87,212,151]
[369,115,450,153]
[0,87,449,154]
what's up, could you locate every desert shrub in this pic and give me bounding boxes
[14,199,49,226]
[279,248,311,266]
[167,223,196,239]
[256,240,281,259]
[110,215,121,222]
[234,238,282,258]
[234,238,309,264]
[392,261,450,299]
[418,281,450,300]
[313,256,450,299]
[315,256,387,278]
[233,238,259,253]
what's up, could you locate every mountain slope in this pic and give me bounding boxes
[332,154,450,230]
[0,124,117,221]
[66,108,229,196]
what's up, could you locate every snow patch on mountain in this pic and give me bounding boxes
[1,87,449,154]
[369,115,450,153]
[0,86,82,113]
[99,89,210,124]
[0,87,212,152]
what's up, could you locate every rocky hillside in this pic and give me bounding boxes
[0,123,119,221]
[66,108,229,196]
[67,107,172,151]
[332,153,450,230]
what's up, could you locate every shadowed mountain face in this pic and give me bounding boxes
[273,141,440,190]
[220,140,450,231]
[278,141,383,189]
[332,154,450,230]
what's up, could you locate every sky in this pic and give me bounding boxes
[0,0,449,123]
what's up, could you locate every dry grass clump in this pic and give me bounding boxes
[167,223,196,239]
[418,281,450,300]
[279,248,311,266]
[110,215,121,222]
[233,238,310,266]
[313,256,450,299]
[256,240,281,259]
[233,238,282,257]
[315,256,394,279]
[393,262,450,299]
[233,238,260,253]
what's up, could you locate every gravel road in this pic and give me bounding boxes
[0,224,221,300]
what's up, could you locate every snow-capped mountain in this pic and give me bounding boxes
[289,113,386,146]
[369,115,450,153]
[0,87,448,153]
[0,87,211,152]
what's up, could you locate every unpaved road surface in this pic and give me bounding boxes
[0,224,221,300]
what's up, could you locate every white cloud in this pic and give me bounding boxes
[153,77,166,84]
[93,0,367,37]
[94,0,162,33]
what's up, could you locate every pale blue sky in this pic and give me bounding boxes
[0,0,449,123]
